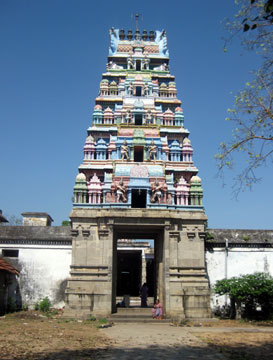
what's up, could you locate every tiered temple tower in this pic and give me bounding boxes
[73,28,203,209]
[65,28,211,320]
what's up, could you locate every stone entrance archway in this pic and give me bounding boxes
[112,227,163,313]
[64,208,211,319]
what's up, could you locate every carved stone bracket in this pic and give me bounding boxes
[71,229,79,237]
[187,232,196,240]
[82,229,90,237]
[169,231,180,242]
[98,229,109,239]
[198,232,206,240]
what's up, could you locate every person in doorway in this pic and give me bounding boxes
[140,283,148,307]
[152,299,163,320]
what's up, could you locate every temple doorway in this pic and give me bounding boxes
[116,250,142,296]
[112,227,164,312]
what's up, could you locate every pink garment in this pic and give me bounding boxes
[152,302,163,319]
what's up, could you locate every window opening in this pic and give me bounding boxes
[131,189,147,208]
[136,60,141,71]
[136,86,142,96]
[134,146,143,162]
[2,249,19,257]
[135,114,142,125]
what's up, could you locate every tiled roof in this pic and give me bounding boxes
[206,229,273,245]
[0,257,19,275]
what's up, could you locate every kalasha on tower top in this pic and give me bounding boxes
[73,28,204,210]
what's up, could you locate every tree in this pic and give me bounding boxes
[61,220,70,226]
[214,272,273,319]
[216,0,273,195]
[0,214,22,226]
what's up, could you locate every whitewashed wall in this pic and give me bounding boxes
[0,244,71,308]
[2,241,273,310]
[206,247,273,307]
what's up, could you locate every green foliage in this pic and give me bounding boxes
[214,272,273,319]
[205,232,215,241]
[22,303,29,311]
[242,0,273,32]
[36,297,52,313]
[61,220,70,226]
[216,0,273,195]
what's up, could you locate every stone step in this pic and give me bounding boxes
[107,316,171,324]
[111,313,152,319]
[116,307,153,315]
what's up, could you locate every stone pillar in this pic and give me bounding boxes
[64,210,114,319]
[141,250,147,285]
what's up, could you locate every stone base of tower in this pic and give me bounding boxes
[64,208,212,319]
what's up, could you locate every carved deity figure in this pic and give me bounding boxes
[128,56,134,70]
[105,192,112,203]
[116,179,127,203]
[167,193,173,205]
[126,110,132,125]
[153,63,169,71]
[155,30,169,56]
[151,180,163,203]
[147,140,157,161]
[109,28,119,56]
[146,110,152,125]
[128,81,133,96]
[121,139,129,161]
[107,61,123,70]
[143,56,149,70]
[143,82,149,96]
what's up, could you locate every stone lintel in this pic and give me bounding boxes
[70,208,207,223]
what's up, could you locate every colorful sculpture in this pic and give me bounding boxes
[73,28,203,210]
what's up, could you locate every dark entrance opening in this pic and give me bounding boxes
[112,227,164,313]
[135,114,142,125]
[136,60,141,71]
[134,146,143,162]
[146,257,155,297]
[117,250,141,296]
[135,86,142,96]
[132,189,146,208]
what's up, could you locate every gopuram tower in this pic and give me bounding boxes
[65,28,211,319]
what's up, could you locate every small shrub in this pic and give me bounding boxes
[22,303,29,311]
[38,297,52,313]
[98,318,107,324]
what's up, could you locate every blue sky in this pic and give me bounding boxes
[0,0,272,228]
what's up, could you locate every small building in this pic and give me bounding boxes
[21,212,54,227]
[0,257,20,315]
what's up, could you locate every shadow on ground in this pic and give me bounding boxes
[3,342,273,360]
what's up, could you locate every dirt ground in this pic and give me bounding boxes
[0,311,110,360]
[187,319,273,360]
[0,312,273,360]
[193,330,273,360]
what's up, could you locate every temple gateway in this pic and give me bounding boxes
[64,28,211,319]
